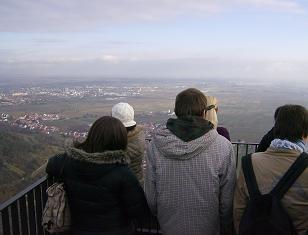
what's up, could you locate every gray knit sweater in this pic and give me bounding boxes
[145,127,236,235]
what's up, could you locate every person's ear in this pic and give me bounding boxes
[215,107,218,113]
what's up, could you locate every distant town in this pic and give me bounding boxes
[0,111,167,140]
[1,112,64,135]
[0,85,148,106]
[0,84,176,140]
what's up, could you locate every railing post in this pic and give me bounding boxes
[19,196,29,235]
[27,191,37,235]
[236,143,239,168]
[35,187,44,235]
[11,201,20,235]
[1,207,11,235]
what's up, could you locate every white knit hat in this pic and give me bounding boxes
[111,102,136,127]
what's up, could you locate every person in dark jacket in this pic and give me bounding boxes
[256,106,282,152]
[46,116,149,235]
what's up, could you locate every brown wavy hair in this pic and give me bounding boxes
[76,116,127,153]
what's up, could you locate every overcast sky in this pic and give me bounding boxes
[1,0,308,81]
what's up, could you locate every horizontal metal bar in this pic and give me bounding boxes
[0,175,47,211]
[232,142,259,145]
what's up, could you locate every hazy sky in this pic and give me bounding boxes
[1,0,308,81]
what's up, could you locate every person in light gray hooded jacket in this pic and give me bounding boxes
[145,88,236,235]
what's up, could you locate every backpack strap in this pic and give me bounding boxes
[271,152,308,200]
[242,154,261,198]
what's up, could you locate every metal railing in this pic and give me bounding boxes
[232,142,259,168]
[0,142,258,235]
[0,176,51,235]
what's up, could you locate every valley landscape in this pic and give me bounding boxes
[0,77,307,202]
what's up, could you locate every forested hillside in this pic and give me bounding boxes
[0,123,64,202]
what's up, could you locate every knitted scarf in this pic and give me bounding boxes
[270,138,307,153]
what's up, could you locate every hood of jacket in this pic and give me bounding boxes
[64,139,130,165]
[63,142,130,180]
[166,116,213,142]
[126,125,145,158]
[66,147,130,164]
[152,125,218,160]
[127,125,144,139]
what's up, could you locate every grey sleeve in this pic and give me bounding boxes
[219,144,236,228]
[144,142,158,215]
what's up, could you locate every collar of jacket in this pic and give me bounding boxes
[127,125,143,139]
[265,147,303,157]
[66,147,130,165]
[166,116,214,142]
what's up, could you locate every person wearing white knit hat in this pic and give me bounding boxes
[112,102,145,186]
[112,102,136,128]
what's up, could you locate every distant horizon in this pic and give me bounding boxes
[1,75,308,90]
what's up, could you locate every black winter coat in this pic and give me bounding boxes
[46,148,149,233]
[256,127,275,152]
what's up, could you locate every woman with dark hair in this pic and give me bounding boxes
[46,116,149,235]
